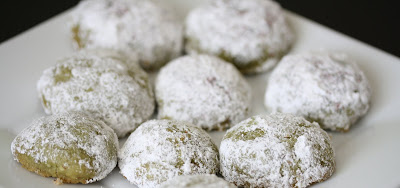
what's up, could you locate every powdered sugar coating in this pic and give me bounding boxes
[265,52,371,131]
[70,0,183,70]
[220,113,335,188]
[37,51,155,137]
[185,0,294,74]
[80,48,141,73]
[11,112,119,183]
[155,55,252,130]
[118,120,219,188]
[160,174,236,188]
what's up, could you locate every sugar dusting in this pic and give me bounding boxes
[10,112,119,183]
[36,51,155,137]
[185,0,293,73]
[265,52,371,131]
[118,120,219,188]
[160,174,236,188]
[220,113,335,187]
[70,0,183,69]
[155,55,251,130]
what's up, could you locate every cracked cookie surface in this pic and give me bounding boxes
[220,113,335,188]
[37,50,155,137]
[11,112,118,184]
[118,119,219,188]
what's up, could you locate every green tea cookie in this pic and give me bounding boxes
[160,174,236,188]
[10,112,118,184]
[118,120,219,188]
[37,50,155,137]
[70,0,182,70]
[220,113,335,188]
[155,55,251,131]
[185,0,294,74]
[265,52,371,131]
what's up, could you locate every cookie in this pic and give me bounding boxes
[118,119,219,187]
[185,0,294,74]
[265,52,371,131]
[220,113,335,187]
[11,112,118,184]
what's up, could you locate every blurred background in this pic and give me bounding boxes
[0,0,398,57]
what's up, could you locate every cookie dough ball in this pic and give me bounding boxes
[220,113,335,188]
[70,0,183,70]
[265,52,371,131]
[37,50,155,137]
[155,55,251,130]
[185,0,294,74]
[118,120,219,188]
[160,174,236,188]
[10,112,118,184]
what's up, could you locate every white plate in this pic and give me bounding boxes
[1,1,400,188]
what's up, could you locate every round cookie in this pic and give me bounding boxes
[160,174,236,188]
[265,52,371,131]
[70,0,183,70]
[118,119,219,188]
[185,0,294,74]
[220,113,335,188]
[155,55,251,130]
[37,50,155,137]
[11,112,118,184]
